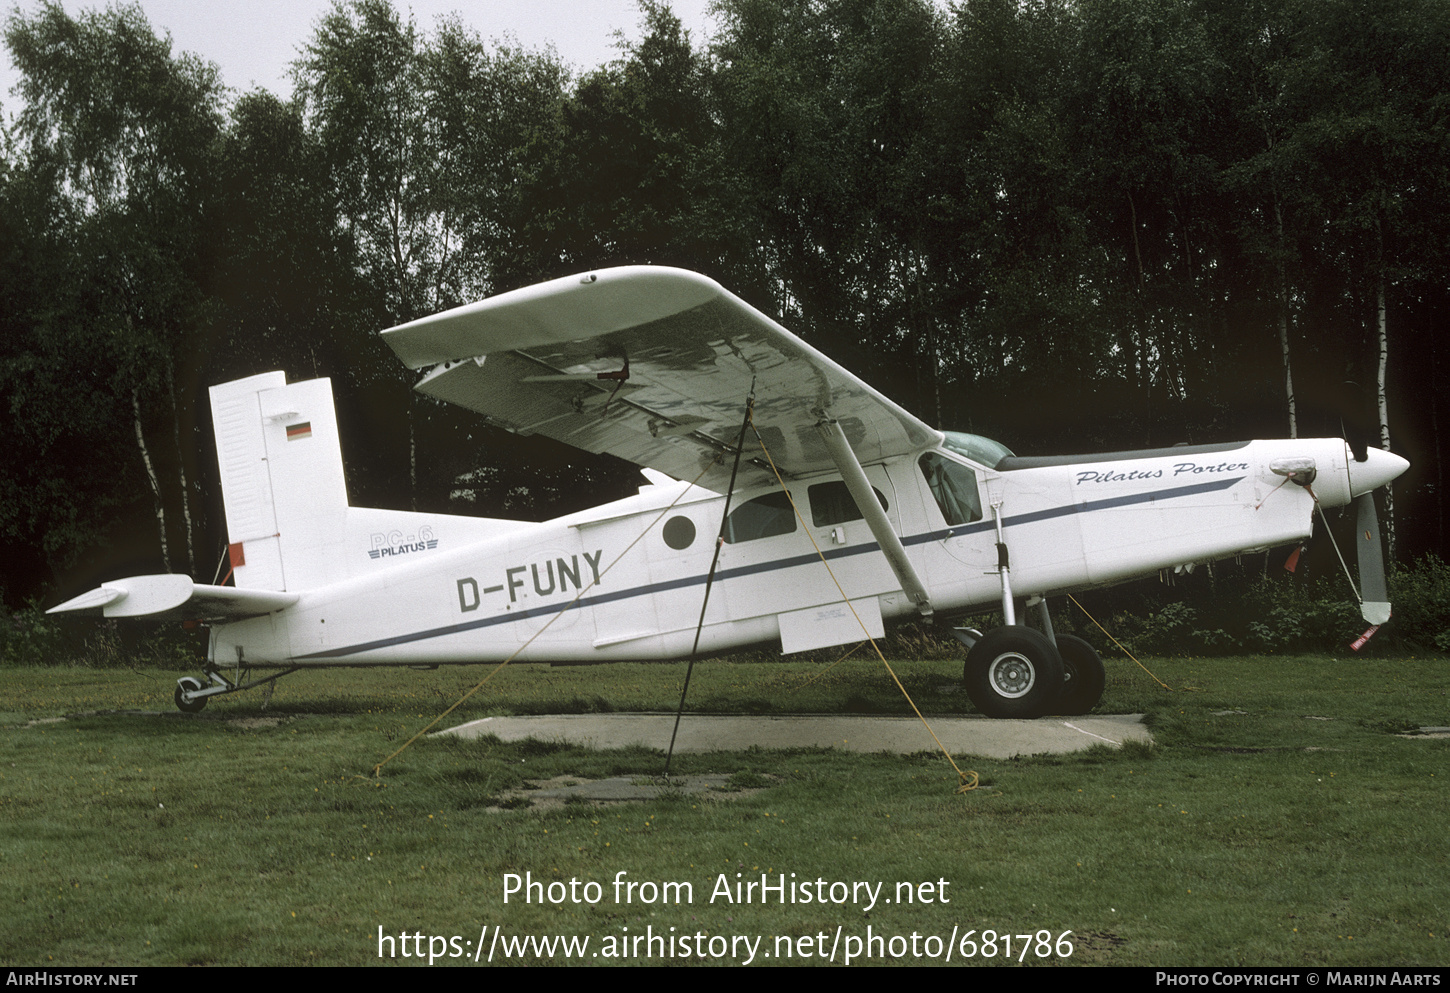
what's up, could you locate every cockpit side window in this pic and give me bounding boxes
[940,431,1015,470]
[807,480,888,528]
[919,452,983,526]
[723,491,797,544]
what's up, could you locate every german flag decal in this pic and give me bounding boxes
[286,421,312,441]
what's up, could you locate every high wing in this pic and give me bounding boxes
[381,267,942,492]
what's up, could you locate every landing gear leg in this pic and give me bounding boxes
[1032,597,1107,713]
[174,677,207,714]
[174,666,299,712]
[1029,595,1105,715]
[961,511,1068,718]
[1053,634,1106,715]
[1034,595,1056,644]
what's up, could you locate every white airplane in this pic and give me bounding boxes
[49,267,1408,719]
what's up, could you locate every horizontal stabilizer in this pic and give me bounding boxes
[48,575,297,622]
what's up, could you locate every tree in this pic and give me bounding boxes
[936,0,1118,445]
[5,1,225,578]
[294,0,589,515]
[712,0,952,417]
[0,137,136,595]
[419,15,570,295]
[1265,0,1450,562]
[504,2,749,288]
[295,0,462,509]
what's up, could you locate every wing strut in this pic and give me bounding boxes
[816,418,933,619]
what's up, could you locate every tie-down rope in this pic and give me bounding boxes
[748,411,978,795]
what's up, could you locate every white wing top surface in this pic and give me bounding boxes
[47,575,298,621]
[381,267,941,492]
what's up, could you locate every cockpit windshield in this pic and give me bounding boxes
[940,431,1016,470]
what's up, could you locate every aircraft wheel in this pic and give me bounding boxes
[964,626,1064,718]
[174,677,207,714]
[1054,634,1105,715]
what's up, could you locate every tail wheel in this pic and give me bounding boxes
[1054,634,1106,715]
[964,626,1064,718]
[174,676,207,714]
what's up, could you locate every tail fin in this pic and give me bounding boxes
[210,372,348,591]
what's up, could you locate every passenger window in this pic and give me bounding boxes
[723,492,797,544]
[807,480,889,528]
[919,453,983,525]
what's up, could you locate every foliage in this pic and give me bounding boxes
[1387,555,1450,651]
[4,0,1450,608]
[1070,557,1450,657]
[0,599,68,665]
[1104,581,1366,657]
[0,601,200,669]
[3,1,227,581]
[924,554,1450,659]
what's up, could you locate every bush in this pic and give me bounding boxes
[1388,555,1450,651]
[0,601,70,664]
[0,601,201,669]
[1058,555,1450,657]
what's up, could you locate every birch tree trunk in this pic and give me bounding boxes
[1433,336,1444,551]
[133,387,171,573]
[1377,274,1396,566]
[1275,198,1297,438]
[1127,192,1152,444]
[165,358,196,574]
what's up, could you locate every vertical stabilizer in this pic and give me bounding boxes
[209,373,348,591]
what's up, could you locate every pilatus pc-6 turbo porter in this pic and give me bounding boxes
[51,267,1408,718]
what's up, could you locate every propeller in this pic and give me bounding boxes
[1354,492,1390,627]
[1343,447,1406,647]
[1280,446,1406,647]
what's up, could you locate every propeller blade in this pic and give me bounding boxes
[1354,493,1390,625]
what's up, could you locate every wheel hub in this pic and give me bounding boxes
[987,652,1036,699]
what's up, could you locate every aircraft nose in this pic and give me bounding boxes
[1347,447,1410,497]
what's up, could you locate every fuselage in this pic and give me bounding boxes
[210,434,1395,668]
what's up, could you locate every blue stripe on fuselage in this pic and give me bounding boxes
[295,475,1242,659]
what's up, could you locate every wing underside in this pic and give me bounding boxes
[382,267,940,492]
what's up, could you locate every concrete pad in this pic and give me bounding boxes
[528,774,734,801]
[437,712,1151,759]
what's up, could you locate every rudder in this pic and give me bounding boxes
[210,372,348,591]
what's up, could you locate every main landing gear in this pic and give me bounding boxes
[952,598,1105,718]
[962,626,1063,718]
[1053,633,1107,716]
[173,666,299,713]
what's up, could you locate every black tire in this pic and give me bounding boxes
[175,677,207,714]
[1054,634,1105,715]
[964,626,1065,718]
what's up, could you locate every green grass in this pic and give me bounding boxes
[0,653,1446,966]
